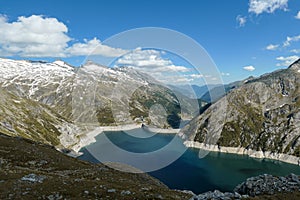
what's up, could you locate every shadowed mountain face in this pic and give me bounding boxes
[0,58,198,149]
[200,77,255,103]
[168,84,218,99]
[183,59,300,157]
[0,133,191,199]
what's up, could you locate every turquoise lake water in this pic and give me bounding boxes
[78,128,300,194]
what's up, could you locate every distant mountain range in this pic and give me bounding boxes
[168,84,219,99]
[200,77,255,103]
[171,77,255,103]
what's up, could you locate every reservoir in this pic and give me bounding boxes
[78,128,300,194]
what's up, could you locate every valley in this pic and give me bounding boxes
[0,57,299,199]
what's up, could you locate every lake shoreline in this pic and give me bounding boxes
[62,125,300,167]
[64,124,179,157]
[183,141,300,166]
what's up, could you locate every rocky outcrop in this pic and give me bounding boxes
[192,190,245,200]
[191,174,300,200]
[183,59,300,160]
[234,173,300,197]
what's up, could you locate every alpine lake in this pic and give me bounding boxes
[78,128,300,194]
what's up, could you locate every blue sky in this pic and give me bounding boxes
[0,0,300,85]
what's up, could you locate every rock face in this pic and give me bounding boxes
[0,58,195,148]
[183,59,300,158]
[21,174,46,183]
[192,190,244,200]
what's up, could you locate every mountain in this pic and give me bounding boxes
[0,132,191,199]
[200,77,255,103]
[0,58,196,149]
[168,84,219,99]
[183,59,300,159]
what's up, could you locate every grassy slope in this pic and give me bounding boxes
[0,133,191,200]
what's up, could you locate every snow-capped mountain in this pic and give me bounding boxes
[0,58,74,97]
[0,58,188,149]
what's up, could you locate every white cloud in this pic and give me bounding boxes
[236,15,247,27]
[174,77,194,83]
[283,35,300,47]
[0,15,70,57]
[221,72,230,76]
[116,48,189,73]
[290,49,300,53]
[266,44,279,50]
[66,38,128,57]
[243,65,256,71]
[249,0,288,15]
[295,11,300,19]
[276,55,299,66]
[115,48,191,84]
[0,15,128,58]
[190,74,204,78]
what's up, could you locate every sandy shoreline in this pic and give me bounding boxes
[184,141,300,166]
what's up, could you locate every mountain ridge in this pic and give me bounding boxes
[0,57,197,151]
[182,59,300,164]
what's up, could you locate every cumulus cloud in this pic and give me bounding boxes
[0,15,128,58]
[283,35,300,47]
[243,65,256,71]
[295,11,300,19]
[276,55,299,66]
[66,38,128,57]
[236,15,247,27]
[248,0,288,15]
[115,48,191,84]
[116,48,189,73]
[266,44,279,50]
[0,15,69,57]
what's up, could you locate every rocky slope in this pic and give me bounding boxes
[182,59,300,162]
[0,86,75,146]
[0,58,196,149]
